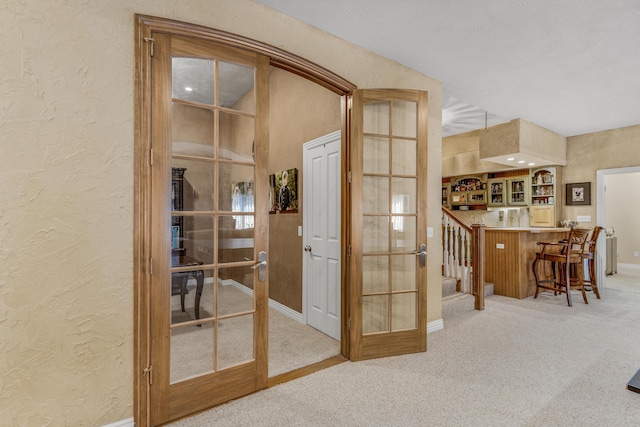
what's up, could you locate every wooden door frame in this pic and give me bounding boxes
[134,14,355,426]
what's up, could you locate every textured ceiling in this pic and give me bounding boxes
[255,0,640,137]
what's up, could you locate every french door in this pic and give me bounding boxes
[349,89,428,360]
[146,33,270,424]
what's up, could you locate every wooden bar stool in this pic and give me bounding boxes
[582,226,603,299]
[532,227,591,306]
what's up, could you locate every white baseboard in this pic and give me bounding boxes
[224,279,304,323]
[102,418,134,427]
[202,277,442,332]
[427,319,444,333]
[617,263,640,270]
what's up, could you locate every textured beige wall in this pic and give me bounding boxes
[268,67,341,312]
[564,124,640,228]
[0,0,442,424]
[443,130,520,175]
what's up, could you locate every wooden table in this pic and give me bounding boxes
[484,227,569,299]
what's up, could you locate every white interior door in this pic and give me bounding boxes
[303,131,341,340]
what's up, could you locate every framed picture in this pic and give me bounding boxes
[566,182,591,205]
[269,168,298,213]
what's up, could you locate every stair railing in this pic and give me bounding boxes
[442,207,485,310]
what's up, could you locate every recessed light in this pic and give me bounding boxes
[185,86,193,92]
[528,162,535,166]
[506,157,515,161]
[517,160,525,164]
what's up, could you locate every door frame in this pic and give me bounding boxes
[597,166,640,290]
[134,15,355,427]
[302,130,342,340]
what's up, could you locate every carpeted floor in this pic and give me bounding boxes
[170,281,339,383]
[605,265,640,294]
[169,284,640,426]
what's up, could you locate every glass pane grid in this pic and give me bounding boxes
[170,52,259,385]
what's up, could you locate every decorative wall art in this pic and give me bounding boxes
[270,168,298,213]
[565,182,591,206]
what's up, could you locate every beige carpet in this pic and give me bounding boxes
[170,281,339,383]
[169,285,640,426]
[606,266,640,294]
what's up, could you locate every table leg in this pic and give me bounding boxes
[194,270,204,320]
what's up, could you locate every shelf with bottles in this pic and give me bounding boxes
[531,167,556,205]
[449,176,487,210]
[507,176,529,206]
[442,183,450,207]
[487,178,506,207]
[450,175,487,208]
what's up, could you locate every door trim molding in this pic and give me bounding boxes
[136,15,356,95]
[134,15,355,427]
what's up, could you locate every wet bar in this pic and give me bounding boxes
[484,227,569,299]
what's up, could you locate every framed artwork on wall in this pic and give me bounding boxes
[566,182,591,205]
[269,168,298,213]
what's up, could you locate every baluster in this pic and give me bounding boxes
[460,228,468,292]
[442,213,450,277]
[453,224,460,280]
[465,230,472,293]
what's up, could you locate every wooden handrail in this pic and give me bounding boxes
[442,207,485,311]
[442,206,472,233]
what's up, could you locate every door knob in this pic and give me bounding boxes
[304,245,312,252]
[416,243,427,267]
[251,251,267,282]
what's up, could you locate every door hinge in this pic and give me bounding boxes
[149,258,152,275]
[143,365,153,385]
[348,317,351,331]
[149,148,153,166]
[144,37,155,57]
[348,171,352,183]
[347,245,351,257]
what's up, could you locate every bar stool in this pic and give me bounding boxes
[532,227,592,306]
[582,226,603,299]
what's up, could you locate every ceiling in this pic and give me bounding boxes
[254,0,640,137]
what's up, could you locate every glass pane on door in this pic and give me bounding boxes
[361,99,419,334]
[169,55,257,384]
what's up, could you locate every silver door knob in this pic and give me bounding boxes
[304,245,312,252]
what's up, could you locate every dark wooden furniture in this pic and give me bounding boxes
[582,226,603,299]
[172,254,204,320]
[532,227,591,306]
[172,167,187,256]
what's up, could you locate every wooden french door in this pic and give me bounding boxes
[349,89,428,361]
[146,33,270,424]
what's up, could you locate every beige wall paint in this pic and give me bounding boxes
[564,124,640,229]
[268,67,341,312]
[0,0,443,424]
[605,173,640,265]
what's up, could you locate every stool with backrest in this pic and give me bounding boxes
[532,227,592,306]
[582,226,603,299]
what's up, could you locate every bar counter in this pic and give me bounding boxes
[484,227,570,299]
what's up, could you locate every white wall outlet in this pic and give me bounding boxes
[427,227,434,238]
[496,243,505,249]
[297,226,302,237]
[576,215,591,222]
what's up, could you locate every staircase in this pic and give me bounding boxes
[442,276,494,319]
[442,276,494,298]
[442,206,488,311]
